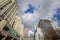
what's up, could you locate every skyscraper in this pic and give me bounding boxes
[34,19,60,40]
[0,0,20,40]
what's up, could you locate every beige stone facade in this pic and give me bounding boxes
[0,20,7,31]
[23,28,29,37]
[23,28,29,40]
[13,16,24,40]
[0,0,20,40]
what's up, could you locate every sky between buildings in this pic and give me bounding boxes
[16,0,60,33]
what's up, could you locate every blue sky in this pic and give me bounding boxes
[25,4,35,13]
[16,0,60,32]
[52,8,60,27]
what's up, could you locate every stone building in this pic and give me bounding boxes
[23,28,29,40]
[13,16,24,40]
[0,0,21,40]
[34,19,60,40]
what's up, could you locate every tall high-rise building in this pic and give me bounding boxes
[0,0,20,40]
[34,19,60,40]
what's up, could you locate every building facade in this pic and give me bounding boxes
[13,16,24,40]
[23,28,29,37]
[23,28,29,40]
[34,19,60,40]
[0,0,20,40]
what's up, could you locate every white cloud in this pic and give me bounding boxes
[22,11,39,29]
[29,30,34,34]
[16,0,60,31]
[47,1,60,18]
[47,1,60,27]
[28,30,34,37]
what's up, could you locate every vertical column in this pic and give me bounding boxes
[0,20,7,31]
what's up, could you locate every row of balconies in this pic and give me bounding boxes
[0,0,20,40]
[0,1,16,19]
[0,20,20,38]
[0,0,17,27]
[0,30,19,40]
[0,0,11,8]
[0,0,12,16]
[3,2,16,19]
[8,5,17,27]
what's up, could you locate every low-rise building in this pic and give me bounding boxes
[23,28,29,40]
[13,16,24,40]
[23,28,29,37]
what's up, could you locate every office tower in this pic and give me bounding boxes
[34,19,60,40]
[0,0,20,40]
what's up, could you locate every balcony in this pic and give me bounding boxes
[3,24,20,38]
